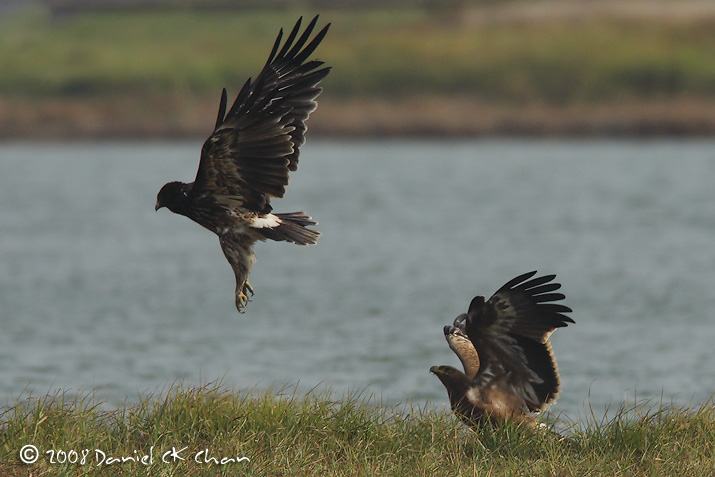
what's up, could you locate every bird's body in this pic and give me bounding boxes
[431,271,574,428]
[156,16,330,312]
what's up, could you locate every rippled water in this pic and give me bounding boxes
[1,139,714,420]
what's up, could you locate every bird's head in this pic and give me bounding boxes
[430,365,470,391]
[156,181,188,212]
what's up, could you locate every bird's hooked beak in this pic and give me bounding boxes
[155,201,161,211]
[429,366,444,375]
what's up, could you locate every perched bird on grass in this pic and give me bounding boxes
[431,271,573,428]
[156,16,330,312]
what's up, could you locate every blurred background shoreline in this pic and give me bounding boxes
[1,0,714,139]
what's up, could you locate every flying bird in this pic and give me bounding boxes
[430,271,573,428]
[155,16,330,312]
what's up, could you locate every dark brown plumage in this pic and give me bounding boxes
[155,16,330,312]
[430,271,574,427]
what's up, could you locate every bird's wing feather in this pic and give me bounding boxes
[192,16,330,213]
[464,271,574,411]
[471,271,574,343]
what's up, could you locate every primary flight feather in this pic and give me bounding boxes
[156,16,330,312]
[431,271,574,427]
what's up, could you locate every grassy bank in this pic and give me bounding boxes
[1,2,714,137]
[2,4,714,100]
[2,383,714,476]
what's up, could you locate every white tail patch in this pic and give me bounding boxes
[250,214,282,229]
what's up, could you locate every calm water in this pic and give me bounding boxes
[1,139,714,421]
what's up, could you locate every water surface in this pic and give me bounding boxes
[1,139,714,420]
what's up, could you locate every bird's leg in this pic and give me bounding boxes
[221,233,257,313]
[235,280,254,312]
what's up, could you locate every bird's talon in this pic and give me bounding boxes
[235,281,254,312]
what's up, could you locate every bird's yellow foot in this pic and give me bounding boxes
[235,281,254,312]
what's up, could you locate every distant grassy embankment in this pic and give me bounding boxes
[1,2,714,137]
[2,383,715,476]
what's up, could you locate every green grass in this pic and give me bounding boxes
[1,5,714,104]
[2,383,714,476]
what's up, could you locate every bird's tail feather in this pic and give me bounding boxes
[256,212,321,245]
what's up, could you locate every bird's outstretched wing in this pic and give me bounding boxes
[192,16,331,213]
[463,271,574,411]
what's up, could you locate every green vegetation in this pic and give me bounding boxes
[2,383,714,476]
[1,3,713,136]
[1,5,714,103]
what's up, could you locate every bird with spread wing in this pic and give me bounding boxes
[430,271,574,427]
[156,16,330,312]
